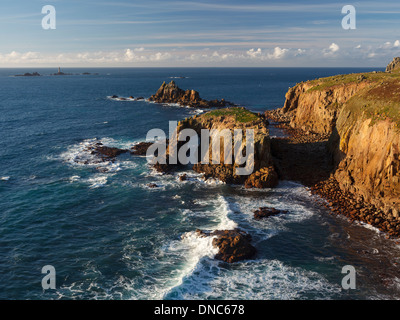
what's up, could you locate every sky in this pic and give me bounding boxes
[1,0,400,67]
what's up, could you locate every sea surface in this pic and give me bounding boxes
[1,67,400,300]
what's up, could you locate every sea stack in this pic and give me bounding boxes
[148,81,234,108]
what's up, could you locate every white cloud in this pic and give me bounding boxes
[246,48,262,58]
[267,47,288,59]
[323,43,340,56]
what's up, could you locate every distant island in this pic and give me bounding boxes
[14,68,100,77]
[14,72,41,77]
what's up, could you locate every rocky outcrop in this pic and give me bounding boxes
[158,107,277,188]
[385,57,400,73]
[15,72,41,77]
[244,166,278,189]
[253,207,288,220]
[196,229,256,263]
[131,142,153,155]
[276,58,400,216]
[148,81,234,108]
[88,143,128,161]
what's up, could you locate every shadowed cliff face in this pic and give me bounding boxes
[280,58,400,216]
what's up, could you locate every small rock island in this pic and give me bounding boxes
[148,80,235,108]
[15,72,41,77]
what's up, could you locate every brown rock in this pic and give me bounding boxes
[244,166,279,189]
[131,142,153,155]
[148,81,234,108]
[253,207,288,220]
[197,229,256,263]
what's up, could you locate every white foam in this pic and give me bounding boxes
[87,175,108,188]
[158,231,219,298]
[69,175,80,182]
[167,258,341,300]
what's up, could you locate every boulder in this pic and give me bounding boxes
[244,166,279,189]
[196,228,256,263]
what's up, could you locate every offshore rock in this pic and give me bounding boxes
[131,142,153,155]
[148,81,234,108]
[253,207,288,220]
[196,229,256,263]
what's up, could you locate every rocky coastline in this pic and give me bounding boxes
[98,64,400,261]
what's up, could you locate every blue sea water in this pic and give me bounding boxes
[1,67,400,300]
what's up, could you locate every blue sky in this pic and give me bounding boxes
[1,0,400,67]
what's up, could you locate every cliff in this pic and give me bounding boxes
[153,107,278,188]
[148,81,234,108]
[277,57,400,216]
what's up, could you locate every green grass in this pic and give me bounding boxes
[306,71,400,93]
[343,80,400,129]
[202,107,259,123]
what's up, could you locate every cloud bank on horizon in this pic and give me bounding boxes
[1,0,400,67]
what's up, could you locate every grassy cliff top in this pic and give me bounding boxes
[201,107,260,123]
[306,71,400,92]
[344,79,400,128]
[302,70,400,128]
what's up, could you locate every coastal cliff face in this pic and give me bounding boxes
[279,58,400,215]
[282,78,370,135]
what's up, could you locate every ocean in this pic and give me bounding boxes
[1,67,400,300]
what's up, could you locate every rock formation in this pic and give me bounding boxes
[152,107,278,188]
[386,57,400,73]
[131,142,153,155]
[15,72,41,77]
[91,144,128,160]
[148,81,234,108]
[253,207,288,220]
[196,229,256,263]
